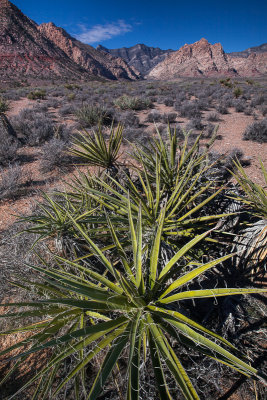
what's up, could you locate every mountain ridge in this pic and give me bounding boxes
[96,43,174,75]
[228,43,267,58]
[0,1,141,83]
[148,38,267,79]
[0,1,266,82]
[38,22,141,81]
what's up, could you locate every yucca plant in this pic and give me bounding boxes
[1,208,266,399]
[231,160,267,278]
[114,95,151,111]
[131,126,218,194]
[70,124,123,173]
[75,104,113,127]
[19,191,100,252]
[67,150,231,255]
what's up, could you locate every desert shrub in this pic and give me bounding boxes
[46,98,60,108]
[186,116,203,131]
[197,98,210,110]
[114,95,152,110]
[145,88,158,97]
[59,104,75,116]
[0,96,9,113]
[161,112,177,123]
[67,93,76,101]
[243,118,267,143]
[207,112,220,122]
[251,94,265,107]
[64,83,80,91]
[233,87,243,98]
[152,124,165,135]
[0,163,22,200]
[147,111,162,123]
[216,102,228,114]
[220,78,233,88]
[244,107,254,116]
[40,138,71,173]
[260,106,267,117]
[32,103,49,113]
[117,110,140,127]
[27,89,46,100]
[163,97,174,106]
[204,122,216,138]
[175,91,187,103]
[234,99,246,113]
[221,94,233,107]
[0,137,18,166]
[11,108,55,146]
[75,104,114,127]
[123,127,147,143]
[174,101,182,111]
[54,123,75,142]
[180,101,201,118]
[50,87,66,97]
[229,147,244,160]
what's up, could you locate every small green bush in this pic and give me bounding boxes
[75,104,114,127]
[233,87,243,98]
[0,96,9,113]
[219,78,233,88]
[64,83,81,90]
[27,90,46,100]
[67,93,76,101]
[114,95,152,110]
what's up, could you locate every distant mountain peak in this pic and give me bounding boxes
[148,38,267,79]
[228,43,267,58]
[39,22,141,80]
[0,2,141,83]
[98,43,174,75]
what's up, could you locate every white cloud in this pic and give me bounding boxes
[76,20,132,44]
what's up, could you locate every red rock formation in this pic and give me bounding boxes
[0,1,87,82]
[38,23,141,81]
[230,52,267,76]
[0,1,140,83]
[148,38,267,79]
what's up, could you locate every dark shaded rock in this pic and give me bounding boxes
[97,43,173,76]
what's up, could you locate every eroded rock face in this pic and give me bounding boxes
[148,38,237,79]
[38,23,141,81]
[97,43,173,75]
[148,38,267,79]
[230,52,267,76]
[0,1,141,82]
[0,1,87,82]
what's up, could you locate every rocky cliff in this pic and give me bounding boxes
[148,38,267,79]
[0,1,141,83]
[39,23,141,81]
[0,1,87,82]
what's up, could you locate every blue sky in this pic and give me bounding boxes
[14,0,267,52]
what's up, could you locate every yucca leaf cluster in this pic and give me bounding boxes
[1,125,266,399]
